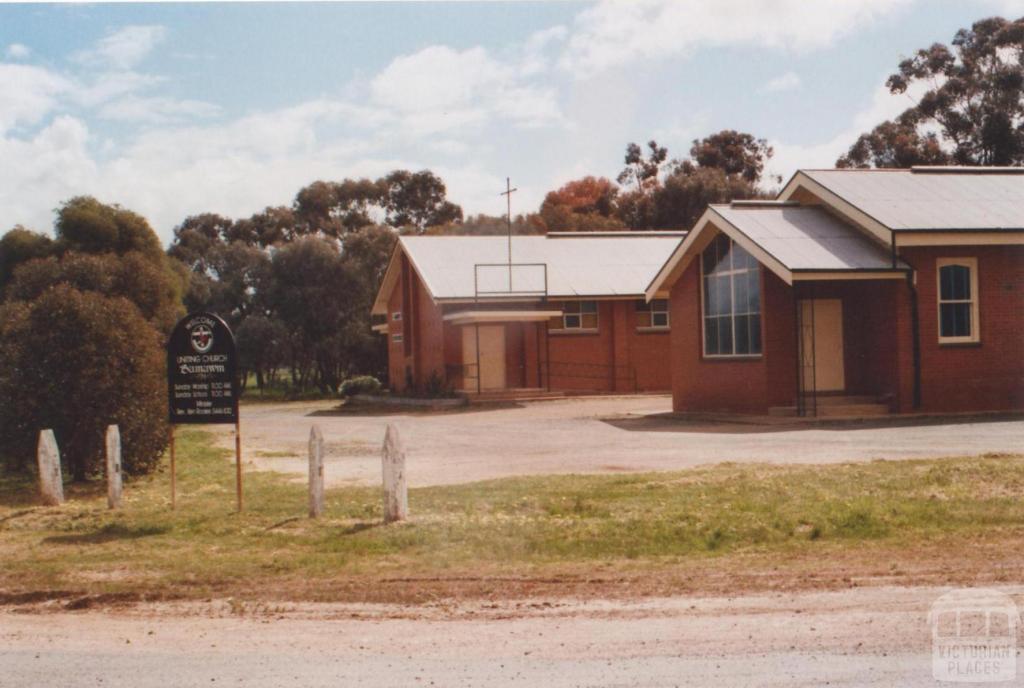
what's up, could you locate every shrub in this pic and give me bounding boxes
[340,375,382,397]
[415,370,456,399]
[0,285,168,480]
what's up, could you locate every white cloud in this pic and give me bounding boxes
[6,43,30,60]
[0,63,71,133]
[97,95,221,124]
[761,71,802,93]
[982,0,1024,15]
[370,44,565,135]
[74,25,166,70]
[560,0,913,77]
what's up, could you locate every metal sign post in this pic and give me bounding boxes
[166,312,242,512]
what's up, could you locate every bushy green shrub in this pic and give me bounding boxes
[0,286,168,480]
[340,375,383,397]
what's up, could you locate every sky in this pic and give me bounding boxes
[2,0,1023,246]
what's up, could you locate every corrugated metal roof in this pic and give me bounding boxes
[710,204,904,271]
[400,234,683,300]
[802,169,1024,231]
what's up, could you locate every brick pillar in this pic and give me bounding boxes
[611,301,631,392]
[893,277,918,413]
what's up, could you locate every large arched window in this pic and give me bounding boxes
[701,234,761,357]
[937,258,979,343]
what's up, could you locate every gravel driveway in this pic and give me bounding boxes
[221,396,1024,487]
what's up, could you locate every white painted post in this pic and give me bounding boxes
[37,429,64,506]
[105,425,123,509]
[308,424,325,518]
[381,424,408,523]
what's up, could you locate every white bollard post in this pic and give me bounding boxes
[106,425,123,509]
[308,424,325,518]
[37,429,64,506]
[381,424,408,523]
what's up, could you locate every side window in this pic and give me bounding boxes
[636,299,669,329]
[552,301,599,331]
[937,258,979,344]
[392,311,402,321]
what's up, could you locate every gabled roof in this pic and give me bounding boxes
[711,203,904,271]
[372,232,685,314]
[782,167,1024,232]
[645,201,909,299]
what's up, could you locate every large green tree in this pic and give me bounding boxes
[839,16,1024,167]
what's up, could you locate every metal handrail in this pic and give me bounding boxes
[473,262,548,301]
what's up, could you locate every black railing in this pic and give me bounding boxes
[543,360,637,393]
[446,360,637,394]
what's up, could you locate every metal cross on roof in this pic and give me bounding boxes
[500,177,517,268]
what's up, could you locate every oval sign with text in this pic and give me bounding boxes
[166,312,238,425]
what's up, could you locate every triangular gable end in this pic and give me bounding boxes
[778,171,893,246]
[370,238,442,316]
[644,206,794,301]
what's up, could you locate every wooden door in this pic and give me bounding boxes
[462,325,506,391]
[799,299,845,392]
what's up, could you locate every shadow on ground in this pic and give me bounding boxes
[307,401,523,418]
[601,412,1024,435]
[42,523,170,545]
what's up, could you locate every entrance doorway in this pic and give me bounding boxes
[799,299,845,392]
[462,324,506,391]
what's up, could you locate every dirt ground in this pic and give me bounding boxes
[3,584,1015,687]
[222,396,1024,487]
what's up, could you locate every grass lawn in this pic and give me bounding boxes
[1,429,1023,605]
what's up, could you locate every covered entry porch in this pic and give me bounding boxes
[443,309,560,396]
[784,276,914,417]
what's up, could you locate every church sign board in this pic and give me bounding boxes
[166,312,238,425]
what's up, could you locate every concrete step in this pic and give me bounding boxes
[801,394,880,406]
[463,388,566,403]
[814,403,891,417]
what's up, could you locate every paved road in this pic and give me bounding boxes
[2,585,998,687]
[226,396,1024,487]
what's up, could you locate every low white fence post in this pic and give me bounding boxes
[37,429,64,506]
[308,424,325,518]
[106,424,123,509]
[382,424,408,523]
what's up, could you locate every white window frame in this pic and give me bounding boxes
[391,333,404,343]
[636,299,670,330]
[699,235,762,358]
[552,300,599,332]
[392,311,402,321]
[936,257,980,344]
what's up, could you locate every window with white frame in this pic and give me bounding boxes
[392,311,402,321]
[937,258,979,343]
[552,301,598,330]
[636,299,669,329]
[391,333,403,343]
[701,234,761,356]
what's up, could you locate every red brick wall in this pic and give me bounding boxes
[385,260,448,393]
[670,260,776,413]
[386,276,406,391]
[547,301,616,391]
[901,245,1024,412]
[543,301,671,392]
